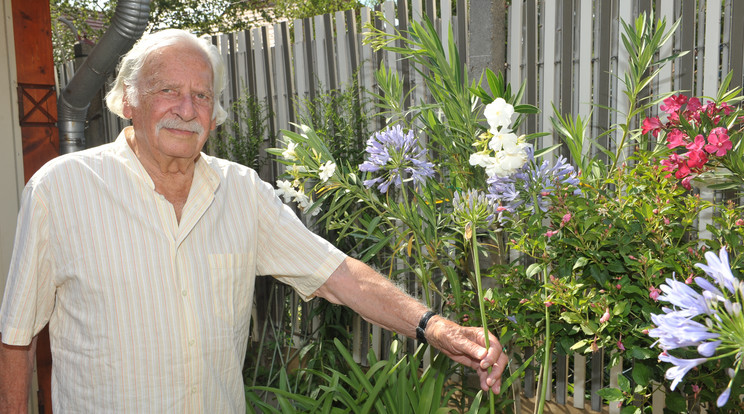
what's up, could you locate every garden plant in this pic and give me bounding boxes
[248,11,744,414]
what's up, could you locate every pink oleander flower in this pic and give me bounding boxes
[600,308,611,323]
[545,229,559,238]
[685,148,708,170]
[666,129,689,149]
[560,212,572,226]
[649,285,662,301]
[704,127,732,156]
[661,94,688,114]
[685,134,706,152]
[642,117,664,137]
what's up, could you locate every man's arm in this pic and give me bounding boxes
[0,333,38,413]
[313,257,509,393]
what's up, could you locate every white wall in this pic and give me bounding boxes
[0,0,24,307]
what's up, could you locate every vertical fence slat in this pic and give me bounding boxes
[578,0,593,123]
[590,349,604,411]
[651,380,666,413]
[323,13,338,91]
[302,17,316,101]
[345,9,359,78]
[559,0,573,118]
[382,1,398,74]
[293,19,309,104]
[272,23,290,138]
[731,1,744,90]
[573,352,586,409]
[397,0,412,113]
[594,0,612,157]
[540,0,557,153]
[456,0,467,67]
[359,7,378,129]
[615,0,633,162]
[314,14,329,92]
[525,0,538,134]
[556,353,568,405]
[412,0,423,21]
[440,0,451,62]
[609,354,623,414]
[335,10,351,86]
[507,0,523,109]
[656,0,675,98]
[678,0,695,93]
[703,0,720,97]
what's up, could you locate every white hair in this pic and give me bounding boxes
[105,29,228,125]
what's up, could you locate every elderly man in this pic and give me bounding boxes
[0,29,508,412]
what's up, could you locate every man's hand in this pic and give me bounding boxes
[425,316,508,394]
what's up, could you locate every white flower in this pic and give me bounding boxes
[275,180,296,203]
[318,161,336,182]
[485,143,531,178]
[293,189,311,209]
[282,142,298,160]
[484,98,515,131]
[488,128,519,152]
[469,152,493,168]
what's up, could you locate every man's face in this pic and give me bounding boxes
[123,43,217,164]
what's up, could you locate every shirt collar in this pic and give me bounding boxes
[113,126,220,194]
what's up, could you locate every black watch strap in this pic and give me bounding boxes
[416,311,436,344]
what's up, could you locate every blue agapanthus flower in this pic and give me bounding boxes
[452,189,500,228]
[487,146,580,217]
[359,125,435,193]
[649,247,744,407]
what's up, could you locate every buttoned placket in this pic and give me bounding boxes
[149,160,216,410]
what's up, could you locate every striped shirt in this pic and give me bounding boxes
[0,127,347,412]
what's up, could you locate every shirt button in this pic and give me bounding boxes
[189,339,195,346]
[192,386,198,393]
[181,289,187,297]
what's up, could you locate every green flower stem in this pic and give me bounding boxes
[537,268,551,414]
[470,231,495,414]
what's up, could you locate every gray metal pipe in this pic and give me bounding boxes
[58,0,151,154]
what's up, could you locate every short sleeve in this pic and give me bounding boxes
[252,176,346,300]
[0,181,57,345]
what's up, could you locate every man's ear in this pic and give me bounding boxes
[122,87,134,119]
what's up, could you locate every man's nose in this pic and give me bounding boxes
[174,93,197,120]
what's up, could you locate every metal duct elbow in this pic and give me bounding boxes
[58,0,151,154]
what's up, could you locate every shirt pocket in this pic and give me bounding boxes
[208,253,251,331]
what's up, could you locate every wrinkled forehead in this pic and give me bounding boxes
[139,43,214,89]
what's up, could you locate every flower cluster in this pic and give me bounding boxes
[648,247,744,407]
[643,94,737,189]
[469,98,532,178]
[486,146,580,216]
[359,125,435,193]
[274,138,337,216]
[452,189,501,233]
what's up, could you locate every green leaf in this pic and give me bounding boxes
[617,373,631,394]
[631,362,652,387]
[526,263,544,278]
[573,257,590,270]
[596,387,624,402]
[559,312,584,324]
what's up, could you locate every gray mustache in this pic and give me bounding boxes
[156,118,205,135]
